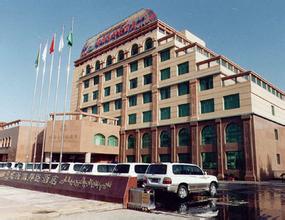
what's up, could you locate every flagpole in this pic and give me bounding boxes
[40,34,56,171]
[49,26,64,172]
[26,43,42,169]
[59,18,74,172]
[33,40,48,170]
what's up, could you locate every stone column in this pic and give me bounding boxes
[242,115,256,181]
[151,53,158,127]
[85,152,91,163]
[190,122,199,165]
[119,131,126,163]
[216,119,225,179]
[151,127,158,163]
[97,73,103,115]
[121,64,129,129]
[171,125,177,162]
[135,129,141,162]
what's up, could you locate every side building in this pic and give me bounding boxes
[70,9,285,180]
[0,120,44,162]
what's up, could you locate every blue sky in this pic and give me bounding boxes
[0,0,284,122]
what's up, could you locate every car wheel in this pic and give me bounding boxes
[177,184,188,199]
[209,182,217,197]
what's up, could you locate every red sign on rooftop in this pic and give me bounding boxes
[80,9,157,57]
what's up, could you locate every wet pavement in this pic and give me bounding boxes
[153,182,285,219]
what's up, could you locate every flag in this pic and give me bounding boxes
[35,50,39,68]
[59,33,64,52]
[67,32,73,47]
[49,36,55,54]
[42,42,48,62]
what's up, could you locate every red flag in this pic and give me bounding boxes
[49,36,55,54]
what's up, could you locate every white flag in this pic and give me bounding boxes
[42,42,48,62]
[58,33,64,52]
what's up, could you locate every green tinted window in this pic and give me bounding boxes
[92,105,98,114]
[178,104,190,117]
[104,71,111,81]
[115,99,122,110]
[130,78,138,89]
[144,73,152,85]
[224,94,240,110]
[178,62,189,75]
[201,125,216,145]
[130,61,138,72]
[103,102,109,112]
[93,90,98,100]
[116,83,122,93]
[160,49,170,62]
[142,133,152,148]
[104,87,110,96]
[226,123,242,143]
[143,111,152,122]
[178,82,189,96]
[160,107,171,120]
[201,152,217,169]
[201,99,214,113]
[128,114,136,124]
[143,91,152,103]
[200,76,213,91]
[160,68,170,80]
[129,95,137,107]
[160,86,171,100]
[226,151,244,170]
[83,94,88,102]
[144,56,152,67]
[116,66,123,77]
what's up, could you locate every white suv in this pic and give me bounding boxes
[144,163,218,199]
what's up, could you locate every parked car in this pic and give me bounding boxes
[78,163,116,175]
[40,163,59,172]
[143,163,218,199]
[0,162,17,169]
[112,163,149,187]
[26,163,41,171]
[60,162,83,174]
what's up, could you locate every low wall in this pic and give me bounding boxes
[0,170,137,207]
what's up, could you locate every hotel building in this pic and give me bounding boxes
[50,9,285,181]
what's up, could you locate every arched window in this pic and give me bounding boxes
[117,50,125,61]
[145,38,153,50]
[178,128,190,146]
[160,130,171,147]
[142,132,152,148]
[201,125,216,145]
[131,44,139,56]
[86,64,91,75]
[106,55,113,66]
[128,135,136,149]
[94,134,105,145]
[108,135,118,147]
[95,60,100,71]
[226,123,242,143]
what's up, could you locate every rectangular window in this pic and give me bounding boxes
[178,154,191,163]
[160,86,171,100]
[127,155,135,162]
[224,94,240,110]
[116,66,123,77]
[144,56,152,67]
[274,129,279,140]
[200,76,213,91]
[116,116,122,126]
[160,67,170,80]
[178,104,190,117]
[116,83,122,93]
[104,71,111,81]
[92,105,98,114]
[262,82,267,90]
[178,82,189,96]
[177,62,189,75]
[201,152,217,169]
[115,99,122,110]
[93,90,98,100]
[141,155,151,163]
[130,78,138,89]
[226,151,244,170]
[160,49,170,62]
[81,108,88,113]
[129,95,137,107]
[128,113,136,124]
[271,105,275,116]
[143,111,152,122]
[143,91,152,103]
[160,154,171,162]
[160,107,171,120]
[277,154,281,165]
[144,73,152,85]
[201,99,214,114]
[130,61,138,72]
[104,87,110,96]
[83,94,88,103]
[83,80,89,89]
[103,102,110,112]
[93,75,99,85]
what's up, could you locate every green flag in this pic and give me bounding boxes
[35,50,39,68]
[67,32,73,47]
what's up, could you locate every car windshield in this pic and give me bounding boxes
[134,165,149,174]
[0,163,7,168]
[146,164,167,174]
[6,163,12,168]
[61,164,70,171]
[15,163,23,169]
[97,164,115,173]
[113,164,130,174]
[73,164,83,171]
[41,163,58,170]
[80,164,93,173]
